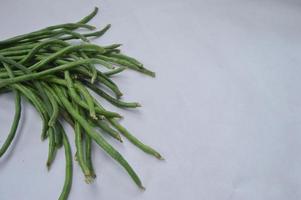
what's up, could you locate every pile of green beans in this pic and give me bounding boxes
[0,7,162,200]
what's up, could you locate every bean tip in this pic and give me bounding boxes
[135,103,142,107]
[117,93,123,98]
[155,153,165,160]
[149,72,156,77]
[116,135,123,143]
[46,162,51,171]
[91,114,98,120]
[90,25,97,30]
[85,175,95,184]
[158,156,165,161]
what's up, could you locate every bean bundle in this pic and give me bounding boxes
[0,7,162,200]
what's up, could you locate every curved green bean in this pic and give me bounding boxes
[54,85,144,189]
[108,119,163,160]
[58,129,73,200]
[0,63,22,157]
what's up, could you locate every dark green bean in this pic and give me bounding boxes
[54,86,144,189]
[108,119,163,160]
[0,59,111,88]
[53,122,64,148]
[97,55,155,77]
[83,80,141,108]
[74,81,97,119]
[58,129,73,200]
[45,87,59,127]
[47,76,121,118]
[73,102,94,183]
[95,119,122,142]
[19,39,69,64]
[85,134,96,178]
[0,23,94,47]
[14,84,49,140]
[62,24,111,41]
[103,67,126,76]
[78,7,98,24]
[0,63,22,157]
[46,127,57,169]
[108,52,144,68]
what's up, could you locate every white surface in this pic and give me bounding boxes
[1,0,301,199]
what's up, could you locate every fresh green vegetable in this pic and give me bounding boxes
[0,7,162,200]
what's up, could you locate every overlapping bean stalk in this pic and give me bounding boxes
[0,7,162,200]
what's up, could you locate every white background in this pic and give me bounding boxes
[1,0,301,199]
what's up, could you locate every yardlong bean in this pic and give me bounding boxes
[0,7,162,200]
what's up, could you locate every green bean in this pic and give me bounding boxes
[0,43,36,53]
[108,52,144,68]
[46,127,57,169]
[0,63,22,157]
[0,54,29,72]
[54,86,144,189]
[46,23,95,31]
[103,67,126,76]
[97,55,155,77]
[73,102,94,183]
[61,24,111,41]
[74,81,97,119]
[29,57,120,98]
[75,67,123,97]
[0,59,111,88]
[47,76,121,118]
[0,23,95,47]
[19,39,69,64]
[58,129,73,200]
[80,114,96,179]
[78,51,97,83]
[0,6,162,197]
[0,57,52,140]
[0,30,53,47]
[14,84,49,140]
[0,92,21,157]
[49,49,98,86]
[0,55,48,139]
[54,53,115,70]
[0,49,31,57]
[41,82,63,107]
[95,119,122,142]
[20,29,90,44]
[78,7,98,24]
[65,70,97,120]
[83,80,141,108]
[31,81,55,139]
[27,44,105,71]
[1,55,24,61]
[53,122,64,148]
[104,43,122,50]
[44,86,59,127]
[85,134,96,178]
[0,56,54,127]
[60,109,75,128]
[108,119,163,160]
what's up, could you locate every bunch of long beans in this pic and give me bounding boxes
[0,7,162,200]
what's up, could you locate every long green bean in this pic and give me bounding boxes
[0,7,163,200]
[0,63,22,157]
[108,119,163,160]
[58,130,73,200]
[54,85,144,189]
